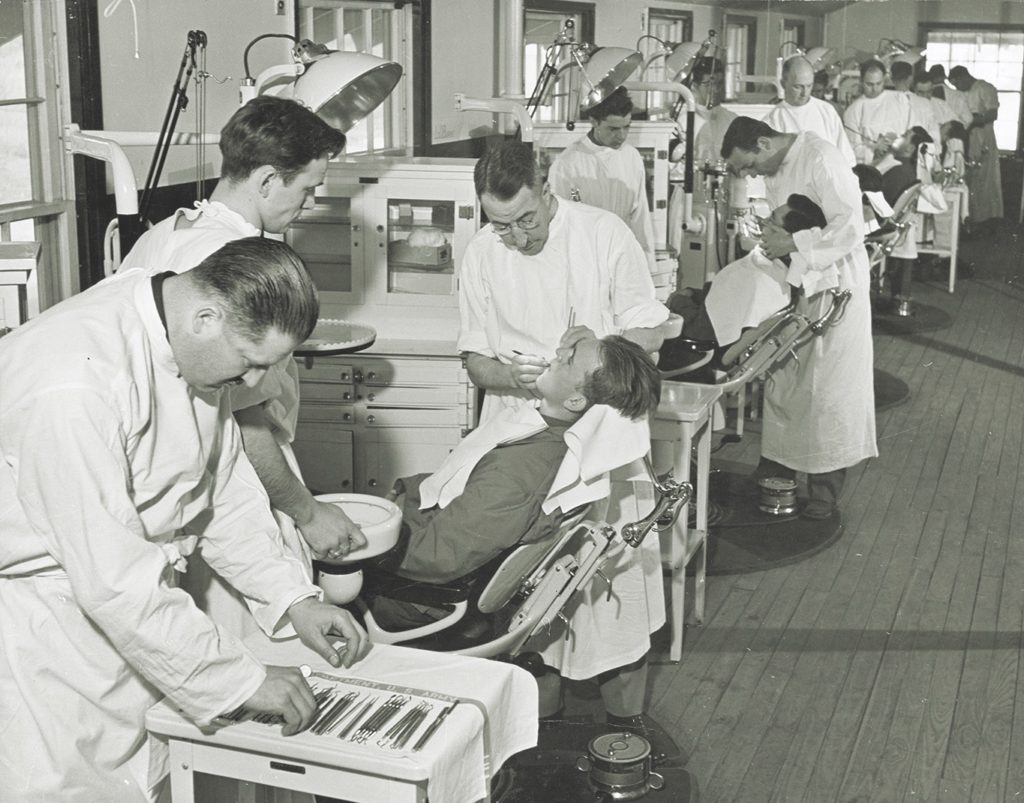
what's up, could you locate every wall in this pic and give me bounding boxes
[97,0,294,189]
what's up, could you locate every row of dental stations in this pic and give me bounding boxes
[0,8,998,801]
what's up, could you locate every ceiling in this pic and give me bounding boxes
[687,1,856,15]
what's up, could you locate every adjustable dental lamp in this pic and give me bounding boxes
[65,31,402,262]
[876,38,925,67]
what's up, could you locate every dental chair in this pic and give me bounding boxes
[866,183,923,292]
[353,457,692,662]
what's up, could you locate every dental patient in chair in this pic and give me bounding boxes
[363,333,662,630]
[658,194,827,375]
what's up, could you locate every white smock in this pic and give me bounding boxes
[761,132,878,474]
[0,270,318,802]
[964,79,1003,222]
[900,90,942,149]
[843,90,909,164]
[763,97,856,167]
[943,88,975,127]
[457,199,668,680]
[121,201,311,640]
[549,136,657,272]
[704,247,792,345]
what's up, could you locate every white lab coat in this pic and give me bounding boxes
[549,137,657,272]
[457,199,668,680]
[964,79,1003,222]
[458,198,669,424]
[762,132,878,474]
[763,97,857,167]
[899,90,942,150]
[843,90,909,164]
[121,201,311,641]
[0,270,318,802]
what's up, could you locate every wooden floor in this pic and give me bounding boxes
[637,221,1024,802]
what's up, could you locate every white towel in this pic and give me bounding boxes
[916,183,949,215]
[865,191,894,220]
[541,405,652,515]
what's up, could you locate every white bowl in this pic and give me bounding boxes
[314,493,402,563]
[317,567,364,605]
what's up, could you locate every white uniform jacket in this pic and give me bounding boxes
[762,132,878,474]
[121,201,310,640]
[763,97,857,167]
[0,270,317,801]
[458,198,668,424]
[843,90,909,164]
[549,137,658,272]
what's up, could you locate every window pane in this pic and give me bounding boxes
[0,2,27,98]
[994,92,1019,150]
[0,106,31,205]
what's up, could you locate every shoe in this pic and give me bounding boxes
[605,713,683,767]
[801,499,835,520]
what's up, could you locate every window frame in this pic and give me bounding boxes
[0,0,78,320]
[919,21,1024,153]
[723,15,758,101]
[640,7,694,117]
[522,0,596,123]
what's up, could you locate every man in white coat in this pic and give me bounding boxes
[844,59,908,165]
[458,139,674,757]
[949,64,1004,226]
[0,237,370,802]
[722,117,878,519]
[764,56,856,166]
[890,61,940,146]
[121,97,366,640]
[548,86,657,272]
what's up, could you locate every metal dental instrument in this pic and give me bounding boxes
[412,701,458,751]
[337,697,377,740]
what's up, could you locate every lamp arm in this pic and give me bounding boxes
[453,94,534,143]
[251,62,305,97]
[64,125,139,217]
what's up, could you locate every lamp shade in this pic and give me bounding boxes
[292,51,403,133]
[665,41,704,77]
[579,47,643,111]
[804,47,838,71]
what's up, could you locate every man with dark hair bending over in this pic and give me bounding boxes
[721,116,877,520]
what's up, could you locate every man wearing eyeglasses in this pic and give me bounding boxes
[548,87,657,272]
[456,138,676,763]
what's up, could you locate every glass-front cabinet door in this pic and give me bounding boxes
[287,193,363,305]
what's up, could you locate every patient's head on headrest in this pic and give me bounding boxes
[769,194,826,234]
[582,336,662,420]
[537,335,661,422]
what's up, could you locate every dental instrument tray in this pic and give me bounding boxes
[215,670,460,753]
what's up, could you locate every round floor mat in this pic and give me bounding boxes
[703,472,844,576]
[872,299,953,335]
[874,368,911,412]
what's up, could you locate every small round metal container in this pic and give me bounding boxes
[757,477,798,516]
[575,732,665,800]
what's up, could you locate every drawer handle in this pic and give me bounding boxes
[353,370,363,383]
[367,393,375,402]
[342,413,352,422]
[343,392,352,401]
[341,479,351,488]
[269,761,306,775]
[368,479,378,488]
[367,371,376,380]
[366,415,376,423]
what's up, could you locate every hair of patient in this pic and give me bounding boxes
[189,237,319,342]
[581,336,662,420]
[474,138,547,200]
[781,194,827,232]
[219,96,346,184]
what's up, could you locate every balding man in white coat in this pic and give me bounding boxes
[764,56,856,166]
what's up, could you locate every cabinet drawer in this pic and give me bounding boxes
[354,406,468,428]
[360,384,467,407]
[298,401,355,424]
[295,358,355,384]
[301,381,356,403]
[350,357,465,387]
[292,425,354,495]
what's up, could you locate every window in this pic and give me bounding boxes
[0,0,77,327]
[923,26,1024,151]
[640,8,693,117]
[297,1,416,155]
[523,1,595,123]
[724,16,757,100]
[781,19,805,55]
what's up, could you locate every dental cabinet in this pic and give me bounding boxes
[286,158,481,497]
